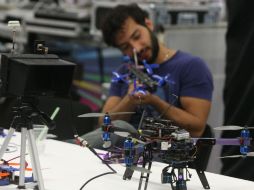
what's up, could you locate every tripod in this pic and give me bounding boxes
[0,98,53,189]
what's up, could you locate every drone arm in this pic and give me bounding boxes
[194,138,251,146]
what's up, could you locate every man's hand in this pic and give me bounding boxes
[129,90,156,106]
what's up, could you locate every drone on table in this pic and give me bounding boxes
[78,111,254,190]
[78,112,211,190]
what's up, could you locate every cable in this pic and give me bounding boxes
[157,94,178,119]
[67,98,117,189]
[80,171,116,190]
[74,135,117,190]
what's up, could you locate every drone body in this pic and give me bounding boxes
[101,116,210,190]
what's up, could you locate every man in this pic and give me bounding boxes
[83,4,213,169]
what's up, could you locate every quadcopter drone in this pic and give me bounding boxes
[79,111,211,190]
[111,55,174,95]
[117,118,210,190]
[95,116,254,190]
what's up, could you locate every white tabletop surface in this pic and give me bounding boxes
[0,131,254,190]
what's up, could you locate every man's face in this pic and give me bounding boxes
[115,17,159,63]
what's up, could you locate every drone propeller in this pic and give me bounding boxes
[114,131,131,138]
[129,166,152,174]
[111,71,129,84]
[214,126,254,130]
[142,60,159,75]
[220,152,254,158]
[152,74,175,87]
[114,131,146,145]
[78,112,135,118]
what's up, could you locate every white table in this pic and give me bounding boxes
[0,132,254,190]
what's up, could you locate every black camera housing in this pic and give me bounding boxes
[0,53,76,97]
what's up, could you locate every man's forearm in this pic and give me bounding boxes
[150,96,206,137]
[110,95,135,111]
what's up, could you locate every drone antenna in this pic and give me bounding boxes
[137,109,146,131]
[133,48,139,68]
[7,20,20,53]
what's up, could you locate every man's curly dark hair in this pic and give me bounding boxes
[101,3,149,47]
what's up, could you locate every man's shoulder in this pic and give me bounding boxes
[174,51,205,64]
[163,50,201,67]
[171,51,208,72]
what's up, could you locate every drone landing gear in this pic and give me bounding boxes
[123,167,134,180]
[0,100,46,190]
[122,160,152,190]
[138,161,152,190]
[196,169,210,189]
[122,143,153,190]
[162,162,210,190]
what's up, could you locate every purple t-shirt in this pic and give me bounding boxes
[109,50,213,108]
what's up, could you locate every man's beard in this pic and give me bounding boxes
[147,29,159,63]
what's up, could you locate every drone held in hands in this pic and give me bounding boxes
[111,55,174,95]
[92,115,254,190]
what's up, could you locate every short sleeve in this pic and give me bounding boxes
[180,57,214,101]
[108,82,128,97]
[108,64,129,97]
